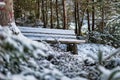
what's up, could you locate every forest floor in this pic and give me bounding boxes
[0,26,119,80]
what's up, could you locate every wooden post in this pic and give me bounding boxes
[67,44,78,54]
[73,44,78,54]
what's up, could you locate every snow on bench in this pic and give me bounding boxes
[22,33,76,39]
[19,27,75,35]
[19,27,86,54]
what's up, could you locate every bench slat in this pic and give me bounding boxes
[19,27,75,35]
[19,27,86,44]
[25,37,86,44]
[22,33,76,39]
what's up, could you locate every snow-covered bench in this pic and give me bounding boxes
[19,27,86,54]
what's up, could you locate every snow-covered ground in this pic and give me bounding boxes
[0,26,120,80]
[77,43,116,62]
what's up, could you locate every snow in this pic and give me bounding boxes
[9,22,21,35]
[0,2,5,7]
[77,43,116,62]
[0,25,119,80]
[99,66,120,80]
[19,26,75,35]
[0,26,80,80]
[22,33,76,39]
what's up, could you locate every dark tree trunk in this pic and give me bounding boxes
[45,0,48,27]
[87,9,90,32]
[41,0,46,28]
[36,0,40,19]
[76,0,81,36]
[62,0,67,29]
[50,0,53,28]
[86,0,90,32]
[92,0,95,31]
[101,4,104,32]
[74,0,78,34]
[56,0,59,29]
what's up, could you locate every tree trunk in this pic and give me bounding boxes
[56,0,59,29]
[74,0,78,34]
[36,0,40,20]
[62,0,67,29]
[87,9,90,32]
[86,0,90,32]
[101,3,104,32]
[45,0,48,27]
[41,0,46,28]
[50,0,53,28]
[76,0,81,36]
[0,0,14,26]
[92,0,95,31]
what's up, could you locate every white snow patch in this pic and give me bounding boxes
[78,43,116,62]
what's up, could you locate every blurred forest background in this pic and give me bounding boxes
[13,0,120,47]
[0,0,120,80]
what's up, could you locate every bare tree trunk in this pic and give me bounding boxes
[56,0,59,29]
[41,0,46,28]
[87,9,90,32]
[74,0,78,34]
[50,0,53,28]
[101,4,104,32]
[76,0,81,36]
[62,0,67,29]
[86,0,90,32]
[92,0,95,31]
[0,0,14,26]
[45,0,48,27]
[36,0,40,19]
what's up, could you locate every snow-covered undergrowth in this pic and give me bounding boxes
[0,26,120,80]
[78,43,116,62]
[0,27,71,80]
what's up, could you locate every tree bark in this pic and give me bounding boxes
[0,0,14,26]
[56,0,59,29]
[50,0,53,28]
[86,0,90,32]
[36,0,40,20]
[74,0,78,34]
[45,0,48,27]
[41,0,46,28]
[76,0,81,36]
[101,3,104,32]
[92,0,95,31]
[62,0,67,29]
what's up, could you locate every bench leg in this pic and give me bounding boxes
[67,44,78,54]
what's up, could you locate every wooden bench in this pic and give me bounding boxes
[19,27,86,54]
